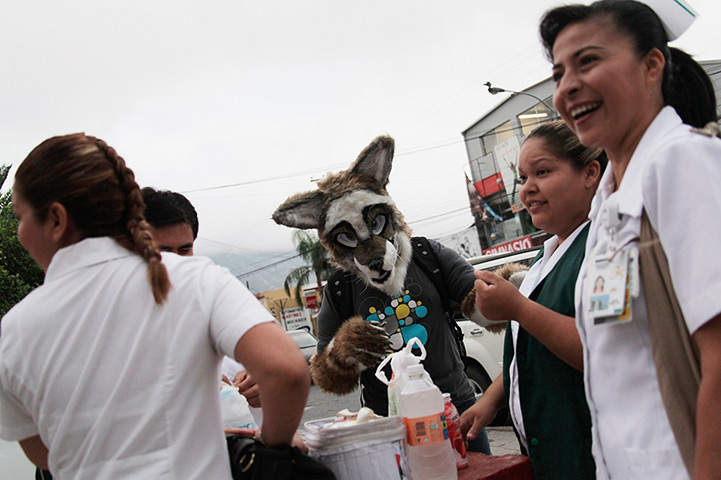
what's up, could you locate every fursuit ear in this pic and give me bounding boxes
[349,135,394,188]
[272,190,324,229]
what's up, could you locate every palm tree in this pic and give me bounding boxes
[283,230,334,308]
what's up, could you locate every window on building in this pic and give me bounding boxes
[518,101,555,136]
[481,119,514,155]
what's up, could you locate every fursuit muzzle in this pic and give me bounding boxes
[272,135,412,297]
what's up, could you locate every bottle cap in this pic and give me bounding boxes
[406,364,425,376]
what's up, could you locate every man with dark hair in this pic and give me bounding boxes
[142,187,261,409]
[141,187,198,256]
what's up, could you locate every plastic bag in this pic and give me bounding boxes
[375,337,430,416]
[220,383,258,430]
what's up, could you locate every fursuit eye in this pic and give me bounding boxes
[336,232,358,248]
[371,214,386,235]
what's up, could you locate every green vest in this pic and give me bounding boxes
[503,224,595,479]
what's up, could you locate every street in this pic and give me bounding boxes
[301,384,362,428]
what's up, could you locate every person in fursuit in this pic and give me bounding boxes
[272,135,493,454]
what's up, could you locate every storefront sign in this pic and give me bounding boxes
[511,202,526,213]
[282,307,312,331]
[483,235,533,255]
[304,293,318,309]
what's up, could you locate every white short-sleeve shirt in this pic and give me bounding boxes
[576,107,721,479]
[0,237,274,479]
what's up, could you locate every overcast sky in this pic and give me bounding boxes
[2,0,719,264]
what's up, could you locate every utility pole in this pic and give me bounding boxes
[272,298,289,330]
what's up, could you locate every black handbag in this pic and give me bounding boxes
[226,434,336,480]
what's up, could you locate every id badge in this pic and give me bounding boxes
[587,248,632,326]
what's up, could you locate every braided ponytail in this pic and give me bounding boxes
[15,133,171,304]
[90,136,171,304]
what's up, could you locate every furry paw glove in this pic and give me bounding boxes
[461,262,528,334]
[310,316,390,394]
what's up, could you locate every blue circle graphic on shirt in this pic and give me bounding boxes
[415,305,428,318]
[401,324,428,345]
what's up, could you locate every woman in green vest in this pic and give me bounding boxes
[460,121,605,479]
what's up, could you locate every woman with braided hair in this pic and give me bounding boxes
[0,133,310,479]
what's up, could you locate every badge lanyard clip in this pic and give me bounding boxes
[602,201,621,256]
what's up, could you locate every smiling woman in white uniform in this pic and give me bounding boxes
[0,133,310,479]
[540,1,721,479]
[461,121,604,479]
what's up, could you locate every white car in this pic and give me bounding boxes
[460,246,540,424]
[287,328,318,363]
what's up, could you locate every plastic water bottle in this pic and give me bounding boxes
[443,393,469,470]
[399,364,457,480]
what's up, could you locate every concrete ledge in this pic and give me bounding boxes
[458,452,533,480]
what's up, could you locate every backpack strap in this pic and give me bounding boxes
[410,237,468,360]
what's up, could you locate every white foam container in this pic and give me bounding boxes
[304,415,411,480]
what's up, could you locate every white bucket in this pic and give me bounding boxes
[304,415,411,480]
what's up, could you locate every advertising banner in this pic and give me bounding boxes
[434,225,483,259]
[483,235,533,255]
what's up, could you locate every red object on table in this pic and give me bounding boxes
[458,452,533,480]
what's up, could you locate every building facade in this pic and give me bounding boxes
[258,286,313,332]
[462,61,721,254]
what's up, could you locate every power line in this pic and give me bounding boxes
[181,140,465,195]
[181,163,348,194]
[232,204,475,277]
[233,242,326,278]
[408,206,470,224]
[235,251,302,278]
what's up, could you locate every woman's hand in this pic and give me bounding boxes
[459,375,505,442]
[223,427,307,453]
[460,399,496,442]
[291,432,308,453]
[233,370,261,408]
[223,427,258,437]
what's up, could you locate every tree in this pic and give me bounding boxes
[283,230,334,307]
[0,165,44,317]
